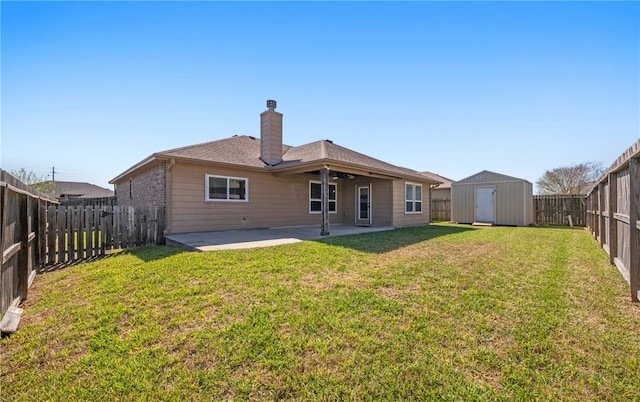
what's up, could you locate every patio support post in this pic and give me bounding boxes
[321,167,330,236]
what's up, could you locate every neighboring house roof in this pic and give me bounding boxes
[420,171,455,189]
[111,135,438,184]
[50,181,114,199]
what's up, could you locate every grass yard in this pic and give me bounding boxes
[2,223,639,400]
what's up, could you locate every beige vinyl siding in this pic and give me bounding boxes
[371,180,393,226]
[308,177,394,226]
[451,171,534,226]
[494,182,528,226]
[170,163,315,233]
[339,182,356,224]
[451,184,475,224]
[391,180,430,227]
[168,163,403,233]
[168,161,417,233]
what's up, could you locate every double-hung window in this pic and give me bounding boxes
[405,182,422,213]
[309,181,337,213]
[205,174,248,202]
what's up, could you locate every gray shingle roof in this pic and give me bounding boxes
[158,135,278,168]
[117,135,436,183]
[283,140,429,179]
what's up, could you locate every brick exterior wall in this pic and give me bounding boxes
[115,162,167,208]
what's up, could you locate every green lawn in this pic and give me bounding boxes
[2,224,639,400]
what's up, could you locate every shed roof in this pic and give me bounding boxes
[453,170,531,185]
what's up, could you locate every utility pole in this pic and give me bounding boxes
[51,166,56,181]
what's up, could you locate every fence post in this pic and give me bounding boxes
[85,206,93,258]
[1,185,7,314]
[47,206,55,264]
[56,206,66,264]
[18,193,29,301]
[586,193,591,231]
[113,206,121,249]
[598,182,606,247]
[66,206,75,262]
[629,158,639,302]
[590,190,597,234]
[158,207,166,245]
[39,201,52,268]
[38,203,46,271]
[99,206,106,255]
[607,172,618,266]
[128,206,135,247]
[105,206,114,250]
[592,192,597,232]
[93,206,100,257]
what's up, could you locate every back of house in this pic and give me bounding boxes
[111,100,439,234]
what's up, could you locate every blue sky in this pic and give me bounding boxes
[2,1,638,192]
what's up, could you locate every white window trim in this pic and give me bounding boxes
[405,182,423,214]
[309,180,338,214]
[205,174,249,202]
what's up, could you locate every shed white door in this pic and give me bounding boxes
[475,187,495,223]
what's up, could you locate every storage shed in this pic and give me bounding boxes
[451,170,533,226]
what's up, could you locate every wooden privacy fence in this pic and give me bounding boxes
[586,140,640,302]
[1,170,58,324]
[431,198,451,222]
[1,168,167,326]
[40,205,165,267]
[59,196,116,207]
[534,194,586,226]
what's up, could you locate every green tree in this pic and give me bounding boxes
[536,162,606,195]
[10,168,56,196]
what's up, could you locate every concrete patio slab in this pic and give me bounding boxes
[165,225,395,251]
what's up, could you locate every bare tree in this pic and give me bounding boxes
[10,168,56,195]
[536,162,606,195]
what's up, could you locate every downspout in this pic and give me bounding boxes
[165,158,175,235]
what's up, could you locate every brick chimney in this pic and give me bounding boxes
[260,99,283,166]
